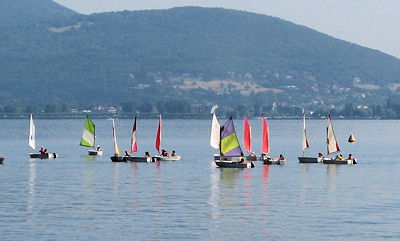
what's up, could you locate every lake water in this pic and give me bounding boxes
[0,118,399,240]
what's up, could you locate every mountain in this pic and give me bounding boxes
[0,0,76,24]
[0,3,400,110]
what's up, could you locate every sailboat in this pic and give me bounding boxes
[215,117,254,168]
[124,116,156,162]
[322,115,356,164]
[297,111,322,163]
[110,118,125,162]
[260,116,285,165]
[80,116,103,156]
[28,114,57,159]
[154,115,181,161]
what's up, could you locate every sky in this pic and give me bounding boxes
[54,0,400,59]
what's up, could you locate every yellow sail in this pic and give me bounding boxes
[348,133,356,143]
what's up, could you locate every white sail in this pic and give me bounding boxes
[302,111,310,152]
[112,119,120,156]
[327,115,340,155]
[210,113,220,149]
[28,114,36,150]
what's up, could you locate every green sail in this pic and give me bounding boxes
[80,116,95,147]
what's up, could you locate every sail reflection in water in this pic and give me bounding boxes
[28,160,36,220]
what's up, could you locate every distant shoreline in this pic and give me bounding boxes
[0,113,388,120]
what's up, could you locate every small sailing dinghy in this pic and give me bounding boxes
[322,115,357,165]
[80,116,103,156]
[298,111,322,163]
[260,117,285,165]
[215,117,254,168]
[154,115,181,161]
[110,119,125,162]
[28,114,57,159]
[124,116,156,162]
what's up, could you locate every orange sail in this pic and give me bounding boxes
[243,116,251,152]
[262,117,270,154]
[155,115,162,152]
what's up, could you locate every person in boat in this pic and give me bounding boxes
[335,154,343,160]
[39,146,45,154]
[346,154,354,160]
[318,152,323,158]
[97,145,102,151]
[161,149,169,157]
[279,154,285,160]
[250,152,256,157]
[171,150,177,157]
[145,152,151,158]
[124,150,130,157]
[238,157,245,163]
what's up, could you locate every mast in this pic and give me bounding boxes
[243,116,251,152]
[261,117,269,154]
[112,119,120,156]
[301,111,310,154]
[131,116,138,154]
[28,114,36,150]
[326,115,340,155]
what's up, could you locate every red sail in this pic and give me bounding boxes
[155,115,162,152]
[243,116,251,152]
[131,116,138,153]
[262,117,270,154]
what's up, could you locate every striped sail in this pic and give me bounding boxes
[112,119,120,155]
[210,113,220,149]
[220,117,243,157]
[327,115,340,155]
[80,116,95,147]
[28,114,36,150]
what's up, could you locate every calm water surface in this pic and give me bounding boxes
[0,118,399,240]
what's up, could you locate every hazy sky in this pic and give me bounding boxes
[54,0,400,58]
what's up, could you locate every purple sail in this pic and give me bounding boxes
[220,117,243,157]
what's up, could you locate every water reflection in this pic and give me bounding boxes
[327,164,338,192]
[209,164,221,219]
[27,159,36,221]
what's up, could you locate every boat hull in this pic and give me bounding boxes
[88,150,103,156]
[29,153,57,159]
[323,158,357,165]
[298,156,322,163]
[215,161,254,168]
[110,156,127,162]
[124,156,158,162]
[213,154,233,161]
[156,155,181,161]
[0,156,4,164]
[263,160,285,165]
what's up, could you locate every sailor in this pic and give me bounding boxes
[279,154,285,160]
[171,150,177,156]
[39,146,45,154]
[124,150,130,157]
[97,145,102,151]
[145,152,151,158]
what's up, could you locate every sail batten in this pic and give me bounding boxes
[220,117,243,157]
[28,114,36,150]
[327,115,340,155]
[80,116,95,147]
[243,116,251,152]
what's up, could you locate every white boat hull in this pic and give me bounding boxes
[215,161,254,168]
[298,156,322,163]
[88,150,103,156]
[125,156,157,162]
[30,153,57,159]
[322,158,357,165]
[156,155,181,161]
